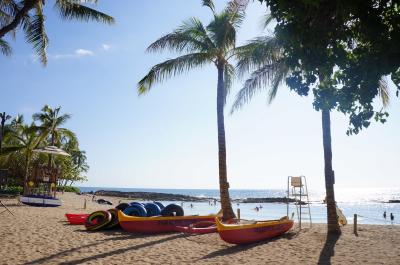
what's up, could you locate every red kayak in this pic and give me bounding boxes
[174,220,217,234]
[65,213,89,225]
[118,210,217,234]
[215,216,294,244]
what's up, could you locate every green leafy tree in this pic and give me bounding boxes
[137,0,250,220]
[1,116,45,194]
[0,110,88,192]
[0,0,114,64]
[58,140,89,186]
[249,0,399,234]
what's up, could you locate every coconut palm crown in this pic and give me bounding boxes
[0,0,114,64]
[33,105,76,167]
[33,105,76,147]
[137,0,249,220]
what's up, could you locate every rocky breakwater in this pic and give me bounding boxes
[94,190,211,202]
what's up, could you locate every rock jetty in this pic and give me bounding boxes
[93,190,210,202]
[92,190,304,204]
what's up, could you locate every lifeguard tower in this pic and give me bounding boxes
[287,176,312,229]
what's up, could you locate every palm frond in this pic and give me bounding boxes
[57,128,77,143]
[202,0,215,13]
[207,12,237,51]
[55,0,114,24]
[235,36,281,77]
[223,63,235,105]
[378,77,390,108]
[11,114,24,126]
[54,114,72,127]
[0,38,11,55]
[0,8,13,26]
[261,13,274,29]
[0,0,19,25]
[225,0,247,26]
[138,53,211,94]
[147,18,214,54]
[24,4,48,65]
[231,61,288,113]
[0,146,25,156]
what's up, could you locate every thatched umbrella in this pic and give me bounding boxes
[33,146,70,156]
[32,146,70,197]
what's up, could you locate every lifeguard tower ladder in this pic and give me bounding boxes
[287,176,312,229]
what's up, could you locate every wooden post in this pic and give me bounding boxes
[237,208,241,220]
[84,198,87,210]
[353,214,358,235]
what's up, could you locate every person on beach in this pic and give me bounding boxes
[384,211,387,219]
[390,213,394,221]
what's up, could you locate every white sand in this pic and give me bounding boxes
[1,192,399,264]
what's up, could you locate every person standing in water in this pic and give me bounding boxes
[383,211,387,219]
[390,213,394,221]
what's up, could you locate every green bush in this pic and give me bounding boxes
[57,186,80,193]
[0,186,23,195]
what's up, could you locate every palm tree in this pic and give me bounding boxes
[33,105,76,166]
[0,0,114,64]
[231,33,390,234]
[137,0,249,220]
[1,116,45,194]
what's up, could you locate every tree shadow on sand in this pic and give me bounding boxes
[200,231,297,261]
[317,233,340,265]
[24,233,191,265]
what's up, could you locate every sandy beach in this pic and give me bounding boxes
[1,192,399,265]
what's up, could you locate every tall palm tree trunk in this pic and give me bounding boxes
[322,109,341,234]
[23,153,31,195]
[217,64,235,220]
[48,133,55,167]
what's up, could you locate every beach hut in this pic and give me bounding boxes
[20,146,70,207]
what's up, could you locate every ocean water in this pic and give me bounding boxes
[78,186,400,225]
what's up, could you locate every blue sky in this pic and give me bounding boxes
[1,0,399,190]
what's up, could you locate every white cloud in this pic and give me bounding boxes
[75,49,94,56]
[52,48,95,59]
[101,44,111,51]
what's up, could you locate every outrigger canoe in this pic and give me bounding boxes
[215,216,294,244]
[118,210,217,234]
[65,213,89,225]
